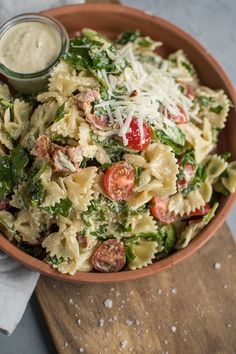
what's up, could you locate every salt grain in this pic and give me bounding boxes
[65,342,68,347]
[99,319,104,327]
[224,284,228,289]
[77,319,81,326]
[171,288,177,295]
[135,319,140,326]
[79,348,84,352]
[125,320,133,326]
[104,299,113,309]
[214,262,222,270]
[171,326,176,333]
[69,298,74,304]
[120,340,128,349]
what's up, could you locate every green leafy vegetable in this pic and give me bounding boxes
[48,255,66,266]
[152,129,185,154]
[134,166,142,186]
[91,133,124,162]
[100,162,112,171]
[220,152,231,161]
[160,224,176,253]
[27,167,45,207]
[137,37,153,47]
[116,30,140,44]
[181,151,196,167]
[210,105,223,114]
[203,202,219,223]
[0,146,29,198]
[48,198,72,217]
[213,181,229,196]
[10,145,29,183]
[182,164,207,195]
[197,96,210,107]
[125,245,136,263]
[181,61,195,76]
[91,224,108,239]
[55,102,65,122]
[162,125,186,146]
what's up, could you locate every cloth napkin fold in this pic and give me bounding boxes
[0,251,39,335]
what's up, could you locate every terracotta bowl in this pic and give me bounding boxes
[0,4,235,283]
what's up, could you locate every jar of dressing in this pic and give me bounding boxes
[0,13,69,93]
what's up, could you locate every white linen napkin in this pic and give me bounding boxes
[0,251,39,335]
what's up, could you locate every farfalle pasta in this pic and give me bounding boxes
[0,29,234,274]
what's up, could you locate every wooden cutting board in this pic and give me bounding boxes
[36,222,236,354]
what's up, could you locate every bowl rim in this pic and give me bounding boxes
[0,3,235,283]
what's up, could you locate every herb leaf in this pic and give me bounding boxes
[48,198,72,217]
[116,30,140,44]
[210,105,223,114]
[55,103,65,122]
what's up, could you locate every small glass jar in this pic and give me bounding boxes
[0,13,69,94]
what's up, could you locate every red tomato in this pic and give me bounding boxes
[103,162,135,201]
[125,118,151,151]
[167,105,189,124]
[91,239,126,272]
[150,196,177,224]
[190,204,211,217]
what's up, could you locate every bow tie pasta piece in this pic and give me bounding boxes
[64,166,97,211]
[130,212,158,235]
[196,86,231,129]
[79,122,111,164]
[168,189,205,217]
[127,241,159,270]
[199,180,213,203]
[40,166,67,207]
[175,218,206,249]
[204,154,228,183]
[49,62,99,97]
[0,210,15,241]
[42,217,98,274]
[179,122,215,163]
[14,208,52,244]
[222,162,236,193]
[21,100,58,150]
[167,50,198,85]
[125,142,178,210]
[3,99,32,141]
[48,101,83,140]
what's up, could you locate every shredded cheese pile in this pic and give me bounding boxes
[95,43,192,144]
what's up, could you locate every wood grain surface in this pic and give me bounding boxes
[36,223,236,354]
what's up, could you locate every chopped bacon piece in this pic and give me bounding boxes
[31,135,50,161]
[31,136,82,173]
[0,199,9,210]
[50,144,83,173]
[75,89,100,112]
[86,113,110,131]
[130,89,138,97]
[76,233,88,248]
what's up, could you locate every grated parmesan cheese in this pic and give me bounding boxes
[95,43,192,144]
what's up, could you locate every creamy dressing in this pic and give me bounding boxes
[0,21,62,74]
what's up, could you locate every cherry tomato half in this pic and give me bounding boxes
[103,162,135,201]
[91,239,126,272]
[177,160,195,190]
[125,118,151,151]
[189,204,211,217]
[150,196,177,224]
[167,105,189,124]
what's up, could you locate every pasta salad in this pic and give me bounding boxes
[0,29,235,274]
